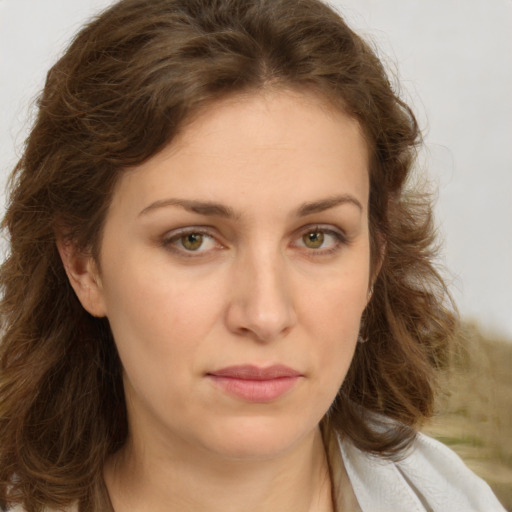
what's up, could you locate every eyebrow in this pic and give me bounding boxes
[297,194,363,216]
[139,194,363,218]
[139,198,239,218]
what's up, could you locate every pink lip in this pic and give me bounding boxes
[207,365,302,403]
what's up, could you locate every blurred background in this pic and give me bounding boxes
[1,0,511,507]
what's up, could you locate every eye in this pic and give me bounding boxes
[162,228,221,255]
[294,226,346,254]
[302,230,325,249]
[181,233,206,251]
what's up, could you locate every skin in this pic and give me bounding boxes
[60,89,372,511]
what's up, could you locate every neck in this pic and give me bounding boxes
[104,427,333,512]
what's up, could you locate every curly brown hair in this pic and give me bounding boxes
[0,0,456,510]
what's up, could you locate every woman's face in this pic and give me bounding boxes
[86,90,371,461]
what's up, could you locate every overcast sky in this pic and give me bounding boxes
[1,0,511,339]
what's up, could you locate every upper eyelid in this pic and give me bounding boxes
[161,226,219,245]
[162,223,345,237]
[162,225,218,240]
[294,223,347,239]
[295,228,346,244]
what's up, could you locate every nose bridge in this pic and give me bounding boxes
[226,240,297,342]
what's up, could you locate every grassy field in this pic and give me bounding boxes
[422,322,512,510]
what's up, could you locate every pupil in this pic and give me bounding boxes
[183,233,203,250]
[304,231,324,248]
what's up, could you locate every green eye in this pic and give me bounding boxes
[302,231,325,249]
[181,233,204,251]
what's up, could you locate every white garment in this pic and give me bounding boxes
[6,433,506,512]
[340,432,506,512]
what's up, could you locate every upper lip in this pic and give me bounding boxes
[208,364,302,380]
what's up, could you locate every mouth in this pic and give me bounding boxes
[207,364,303,403]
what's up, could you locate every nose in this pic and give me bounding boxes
[225,248,297,343]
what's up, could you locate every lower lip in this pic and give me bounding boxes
[208,376,300,402]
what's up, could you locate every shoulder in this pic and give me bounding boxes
[339,432,506,512]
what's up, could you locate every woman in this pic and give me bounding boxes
[0,0,505,511]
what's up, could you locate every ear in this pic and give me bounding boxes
[56,237,107,317]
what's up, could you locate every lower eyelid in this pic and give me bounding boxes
[290,234,345,257]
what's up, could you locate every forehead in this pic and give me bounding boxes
[112,89,370,218]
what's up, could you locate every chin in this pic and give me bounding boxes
[202,415,318,461]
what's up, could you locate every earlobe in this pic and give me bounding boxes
[56,238,107,318]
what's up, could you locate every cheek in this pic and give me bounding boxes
[302,271,368,334]
[101,260,227,377]
[301,274,367,385]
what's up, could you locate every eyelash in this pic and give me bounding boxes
[161,225,348,258]
[161,227,221,257]
[294,226,348,256]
